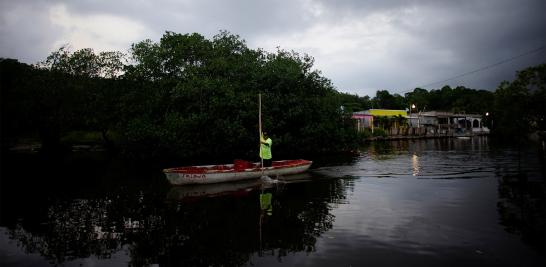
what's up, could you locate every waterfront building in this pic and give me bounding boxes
[352,109,407,133]
[353,110,489,136]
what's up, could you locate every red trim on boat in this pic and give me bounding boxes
[164,159,311,174]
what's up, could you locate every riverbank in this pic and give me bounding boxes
[366,134,489,141]
[3,131,490,153]
[364,131,489,141]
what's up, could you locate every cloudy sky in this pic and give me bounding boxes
[1,0,544,96]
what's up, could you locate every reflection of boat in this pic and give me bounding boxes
[163,159,312,185]
[167,179,264,199]
[167,173,313,200]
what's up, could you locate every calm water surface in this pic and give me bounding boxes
[1,137,545,266]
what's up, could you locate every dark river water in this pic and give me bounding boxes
[1,137,545,266]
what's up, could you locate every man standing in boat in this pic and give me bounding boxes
[260,131,273,167]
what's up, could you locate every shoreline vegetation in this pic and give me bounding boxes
[1,31,545,166]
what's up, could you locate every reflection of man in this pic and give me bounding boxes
[260,193,273,216]
[260,131,272,167]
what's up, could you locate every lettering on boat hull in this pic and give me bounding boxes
[184,174,207,179]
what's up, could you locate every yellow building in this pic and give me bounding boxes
[352,109,408,132]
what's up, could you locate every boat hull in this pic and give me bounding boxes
[167,172,313,200]
[163,160,312,185]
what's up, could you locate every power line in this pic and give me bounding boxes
[399,46,545,94]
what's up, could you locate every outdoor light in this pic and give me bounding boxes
[411,104,416,109]
[485,112,489,116]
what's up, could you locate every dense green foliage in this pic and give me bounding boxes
[1,31,544,164]
[1,31,358,163]
[491,64,546,138]
[118,31,359,161]
[336,84,497,116]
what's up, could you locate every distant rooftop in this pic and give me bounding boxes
[355,109,408,117]
[353,110,482,118]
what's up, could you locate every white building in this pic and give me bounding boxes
[407,111,489,135]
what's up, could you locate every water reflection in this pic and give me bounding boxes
[492,139,545,253]
[1,138,545,266]
[314,137,496,180]
[497,173,545,252]
[8,198,126,264]
[1,171,352,266]
[412,154,420,176]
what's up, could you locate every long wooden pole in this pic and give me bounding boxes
[259,94,263,170]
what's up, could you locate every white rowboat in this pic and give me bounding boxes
[163,159,312,185]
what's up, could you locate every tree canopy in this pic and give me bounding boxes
[492,64,546,137]
[1,31,358,163]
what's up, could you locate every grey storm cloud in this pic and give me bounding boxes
[1,0,545,97]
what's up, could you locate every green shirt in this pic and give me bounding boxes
[260,137,272,160]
